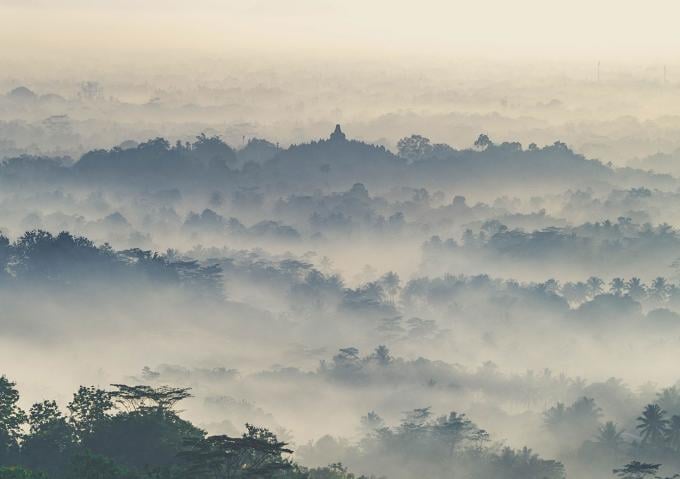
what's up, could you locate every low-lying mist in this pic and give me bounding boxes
[4,52,680,478]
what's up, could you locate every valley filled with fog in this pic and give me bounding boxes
[4,60,680,476]
[5,2,680,473]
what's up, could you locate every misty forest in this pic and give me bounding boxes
[6,1,680,478]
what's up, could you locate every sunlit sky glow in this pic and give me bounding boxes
[2,0,680,61]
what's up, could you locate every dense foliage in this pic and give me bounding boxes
[0,375,569,479]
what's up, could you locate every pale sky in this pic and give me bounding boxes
[1,0,679,61]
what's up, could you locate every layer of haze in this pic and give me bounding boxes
[3,0,680,60]
[4,2,680,478]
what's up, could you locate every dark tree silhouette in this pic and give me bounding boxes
[637,404,669,446]
[179,424,294,479]
[0,376,26,464]
[613,461,660,479]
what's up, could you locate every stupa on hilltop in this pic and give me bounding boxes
[329,124,347,142]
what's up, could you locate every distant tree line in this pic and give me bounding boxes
[0,230,222,297]
[0,129,632,193]
[544,389,680,478]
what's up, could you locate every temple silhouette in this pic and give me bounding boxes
[329,124,347,142]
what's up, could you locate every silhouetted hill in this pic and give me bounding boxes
[74,135,236,187]
[6,86,37,101]
[0,126,675,194]
[258,125,406,190]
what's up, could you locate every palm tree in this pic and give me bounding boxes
[637,404,668,446]
[665,415,680,451]
[610,277,626,296]
[371,345,392,366]
[596,421,624,451]
[379,272,400,305]
[586,276,604,298]
[570,397,602,425]
[543,402,566,431]
[656,387,680,416]
[626,277,647,301]
[650,277,669,302]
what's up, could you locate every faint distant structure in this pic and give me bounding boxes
[330,124,347,142]
[78,81,103,101]
[664,65,667,84]
[597,61,600,82]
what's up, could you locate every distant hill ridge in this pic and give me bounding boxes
[0,124,674,193]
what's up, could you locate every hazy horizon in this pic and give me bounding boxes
[3,2,680,478]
